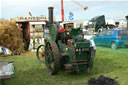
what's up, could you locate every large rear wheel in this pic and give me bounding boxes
[45,41,60,75]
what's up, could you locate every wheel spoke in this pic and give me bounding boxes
[45,41,60,75]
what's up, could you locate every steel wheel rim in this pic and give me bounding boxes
[45,41,60,75]
[36,45,45,64]
[39,46,45,62]
[45,43,55,73]
[48,49,55,71]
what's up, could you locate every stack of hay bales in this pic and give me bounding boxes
[0,20,24,53]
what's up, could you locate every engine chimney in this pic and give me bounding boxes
[126,16,128,30]
[48,7,54,24]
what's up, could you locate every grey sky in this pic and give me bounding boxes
[0,0,128,21]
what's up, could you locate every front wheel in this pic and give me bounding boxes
[111,42,117,49]
[36,45,45,64]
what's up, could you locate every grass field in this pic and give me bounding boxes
[0,46,128,85]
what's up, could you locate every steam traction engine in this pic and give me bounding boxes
[37,7,95,75]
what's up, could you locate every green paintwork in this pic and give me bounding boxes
[62,42,92,72]
[69,28,84,40]
[73,65,87,72]
[62,45,72,64]
[49,24,57,41]
[75,51,88,60]
[75,41,90,48]
[47,24,94,73]
[57,40,63,53]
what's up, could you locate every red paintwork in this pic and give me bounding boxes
[58,27,65,32]
[41,53,43,56]
[82,32,86,35]
[25,22,30,40]
[61,0,64,22]
[117,36,120,40]
[51,33,54,35]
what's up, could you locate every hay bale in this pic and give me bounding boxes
[0,20,24,53]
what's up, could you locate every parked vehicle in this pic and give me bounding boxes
[83,29,96,56]
[88,15,106,32]
[94,29,128,49]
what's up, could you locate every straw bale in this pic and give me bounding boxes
[0,20,24,53]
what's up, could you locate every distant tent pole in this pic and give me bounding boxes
[61,0,64,22]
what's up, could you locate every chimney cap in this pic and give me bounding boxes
[48,7,54,10]
[126,15,128,19]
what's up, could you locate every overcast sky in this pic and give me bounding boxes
[0,0,128,21]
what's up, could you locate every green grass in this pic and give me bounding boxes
[0,46,128,85]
